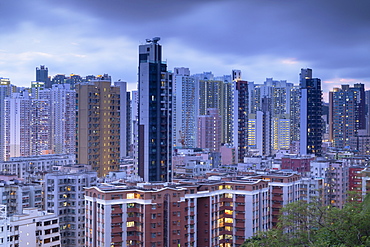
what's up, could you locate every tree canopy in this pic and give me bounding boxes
[242,194,370,247]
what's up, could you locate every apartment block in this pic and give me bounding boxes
[8,208,61,247]
[0,154,75,181]
[76,78,121,177]
[0,181,43,215]
[249,173,302,227]
[85,179,270,247]
[44,171,97,246]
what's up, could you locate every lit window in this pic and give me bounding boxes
[126,221,135,227]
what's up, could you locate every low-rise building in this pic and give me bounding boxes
[44,171,97,247]
[9,208,61,247]
[85,178,270,247]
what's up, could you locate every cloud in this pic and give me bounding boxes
[0,0,370,96]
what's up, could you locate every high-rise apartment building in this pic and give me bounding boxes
[4,92,33,159]
[76,78,121,177]
[272,114,291,151]
[220,79,234,145]
[138,37,173,182]
[173,67,198,148]
[234,79,248,162]
[329,83,366,149]
[299,68,323,156]
[247,110,271,156]
[44,171,97,246]
[290,85,301,142]
[199,77,222,116]
[36,65,50,88]
[4,84,75,160]
[247,78,297,154]
[197,72,236,146]
[0,78,14,161]
[50,84,76,155]
[114,81,128,158]
[197,108,222,152]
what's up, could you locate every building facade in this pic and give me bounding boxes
[299,68,323,156]
[44,171,97,246]
[197,108,222,153]
[173,67,198,149]
[329,84,366,149]
[85,179,270,247]
[76,78,121,177]
[138,37,173,182]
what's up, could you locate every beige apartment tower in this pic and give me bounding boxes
[76,78,121,177]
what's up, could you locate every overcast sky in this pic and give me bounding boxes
[1,0,369,101]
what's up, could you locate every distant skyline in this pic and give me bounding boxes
[1,0,370,101]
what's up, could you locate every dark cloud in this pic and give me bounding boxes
[1,0,370,92]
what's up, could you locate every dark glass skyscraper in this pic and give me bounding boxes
[299,68,323,156]
[36,65,50,87]
[235,80,248,162]
[138,37,173,182]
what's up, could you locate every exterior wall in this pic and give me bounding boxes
[50,84,76,155]
[235,80,248,163]
[9,208,61,247]
[138,39,173,182]
[251,173,302,228]
[76,80,121,177]
[329,84,365,148]
[197,108,221,152]
[0,154,75,180]
[300,69,322,156]
[281,155,314,173]
[45,172,97,247]
[173,68,198,149]
[85,180,270,247]
[114,81,128,158]
[4,87,75,160]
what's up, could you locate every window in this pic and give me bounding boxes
[126,221,135,227]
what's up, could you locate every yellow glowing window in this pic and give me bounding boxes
[126,221,135,227]
[225,235,233,240]
[218,235,224,240]
[225,226,233,231]
[225,185,232,190]
[225,210,233,215]
[225,218,233,224]
[225,193,232,198]
[127,193,140,199]
[218,185,223,190]
[127,193,135,199]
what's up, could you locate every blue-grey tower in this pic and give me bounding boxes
[36,65,50,88]
[138,37,173,182]
[299,68,323,156]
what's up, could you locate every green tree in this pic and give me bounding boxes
[243,194,370,247]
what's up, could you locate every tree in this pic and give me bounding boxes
[243,194,370,247]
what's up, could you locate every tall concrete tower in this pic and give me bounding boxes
[36,65,50,88]
[75,77,121,177]
[300,68,323,156]
[138,37,173,182]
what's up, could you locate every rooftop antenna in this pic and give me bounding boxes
[146,37,161,44]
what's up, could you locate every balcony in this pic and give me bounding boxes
[111,217,122,224]
[111,227,122,233]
